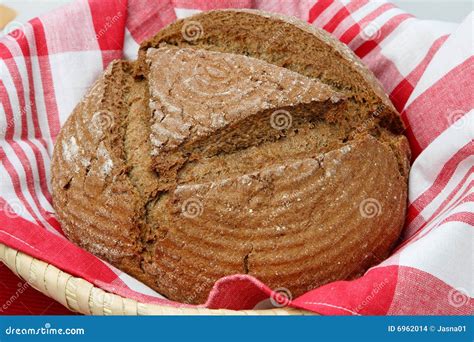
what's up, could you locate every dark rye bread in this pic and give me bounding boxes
[138,9,404,136]
[51,11,410,305]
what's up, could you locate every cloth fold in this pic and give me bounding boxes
[0,0,472,315]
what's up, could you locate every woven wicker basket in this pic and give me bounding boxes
[0,243,310,315]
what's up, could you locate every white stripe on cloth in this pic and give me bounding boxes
[348,7,407,50]
[0,145,53,230]
[405,12,474,108]
[118,272,166,298]
[174,8,202,19]
[345,0,385,23]
[123,28,139,61]
[379,19,454,77]
[49,51,103,125]
[408,110,474,205]
[254,0,316,21]
[332,1,384,38]
[30,53,54,156]
[23,21,58,155]
[0,60,22,139]
[411,156,474,234]
[0,165,36,224]
[40,0,100,55]
[399,221,473,296]
[0,57,56,230]
[312,1,345,28]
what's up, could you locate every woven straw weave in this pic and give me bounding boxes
[0,243,310,315]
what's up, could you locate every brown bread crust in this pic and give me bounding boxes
[52,11,410,304]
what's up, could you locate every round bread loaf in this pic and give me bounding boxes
[51,10,410,304]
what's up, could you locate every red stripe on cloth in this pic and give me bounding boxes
[13,30,48,151]
[9,29,54,205]
[322,0,369,33]
[0,148,44,227]
[205,274,272,310]
[396,183,474,252]
[0,81,55,230]
[172,0,253,11]
[423,172,473,228]
[292,266,399,315]
[400,175,473,247]
[308,0,334,24]
[322,5,351,33]
[87,0,127,68]
[358,45,405,104]
[126,0,177,44]
[0,44,28,141]
[390,79,414,112]
[354,14,413,58]
[0,211,184,307]
[404,35,448,89]
[0,41,54,215]
[402,212,426,242]
[387,266,473,315]
[390,36,448,112]
[30,18,61,143]
[402,122,423,158]
[403,58,474,153]
[339,3,395,44]
[442,211,474,226]
[406,141,474,226]
[404,204,421,230]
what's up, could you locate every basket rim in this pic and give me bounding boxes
[0,243,311,315]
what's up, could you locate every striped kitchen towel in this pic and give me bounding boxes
[0,0,472,315]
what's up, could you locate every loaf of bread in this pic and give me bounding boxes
[51,10,410,304]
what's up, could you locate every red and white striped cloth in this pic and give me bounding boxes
[0,0,472,315]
